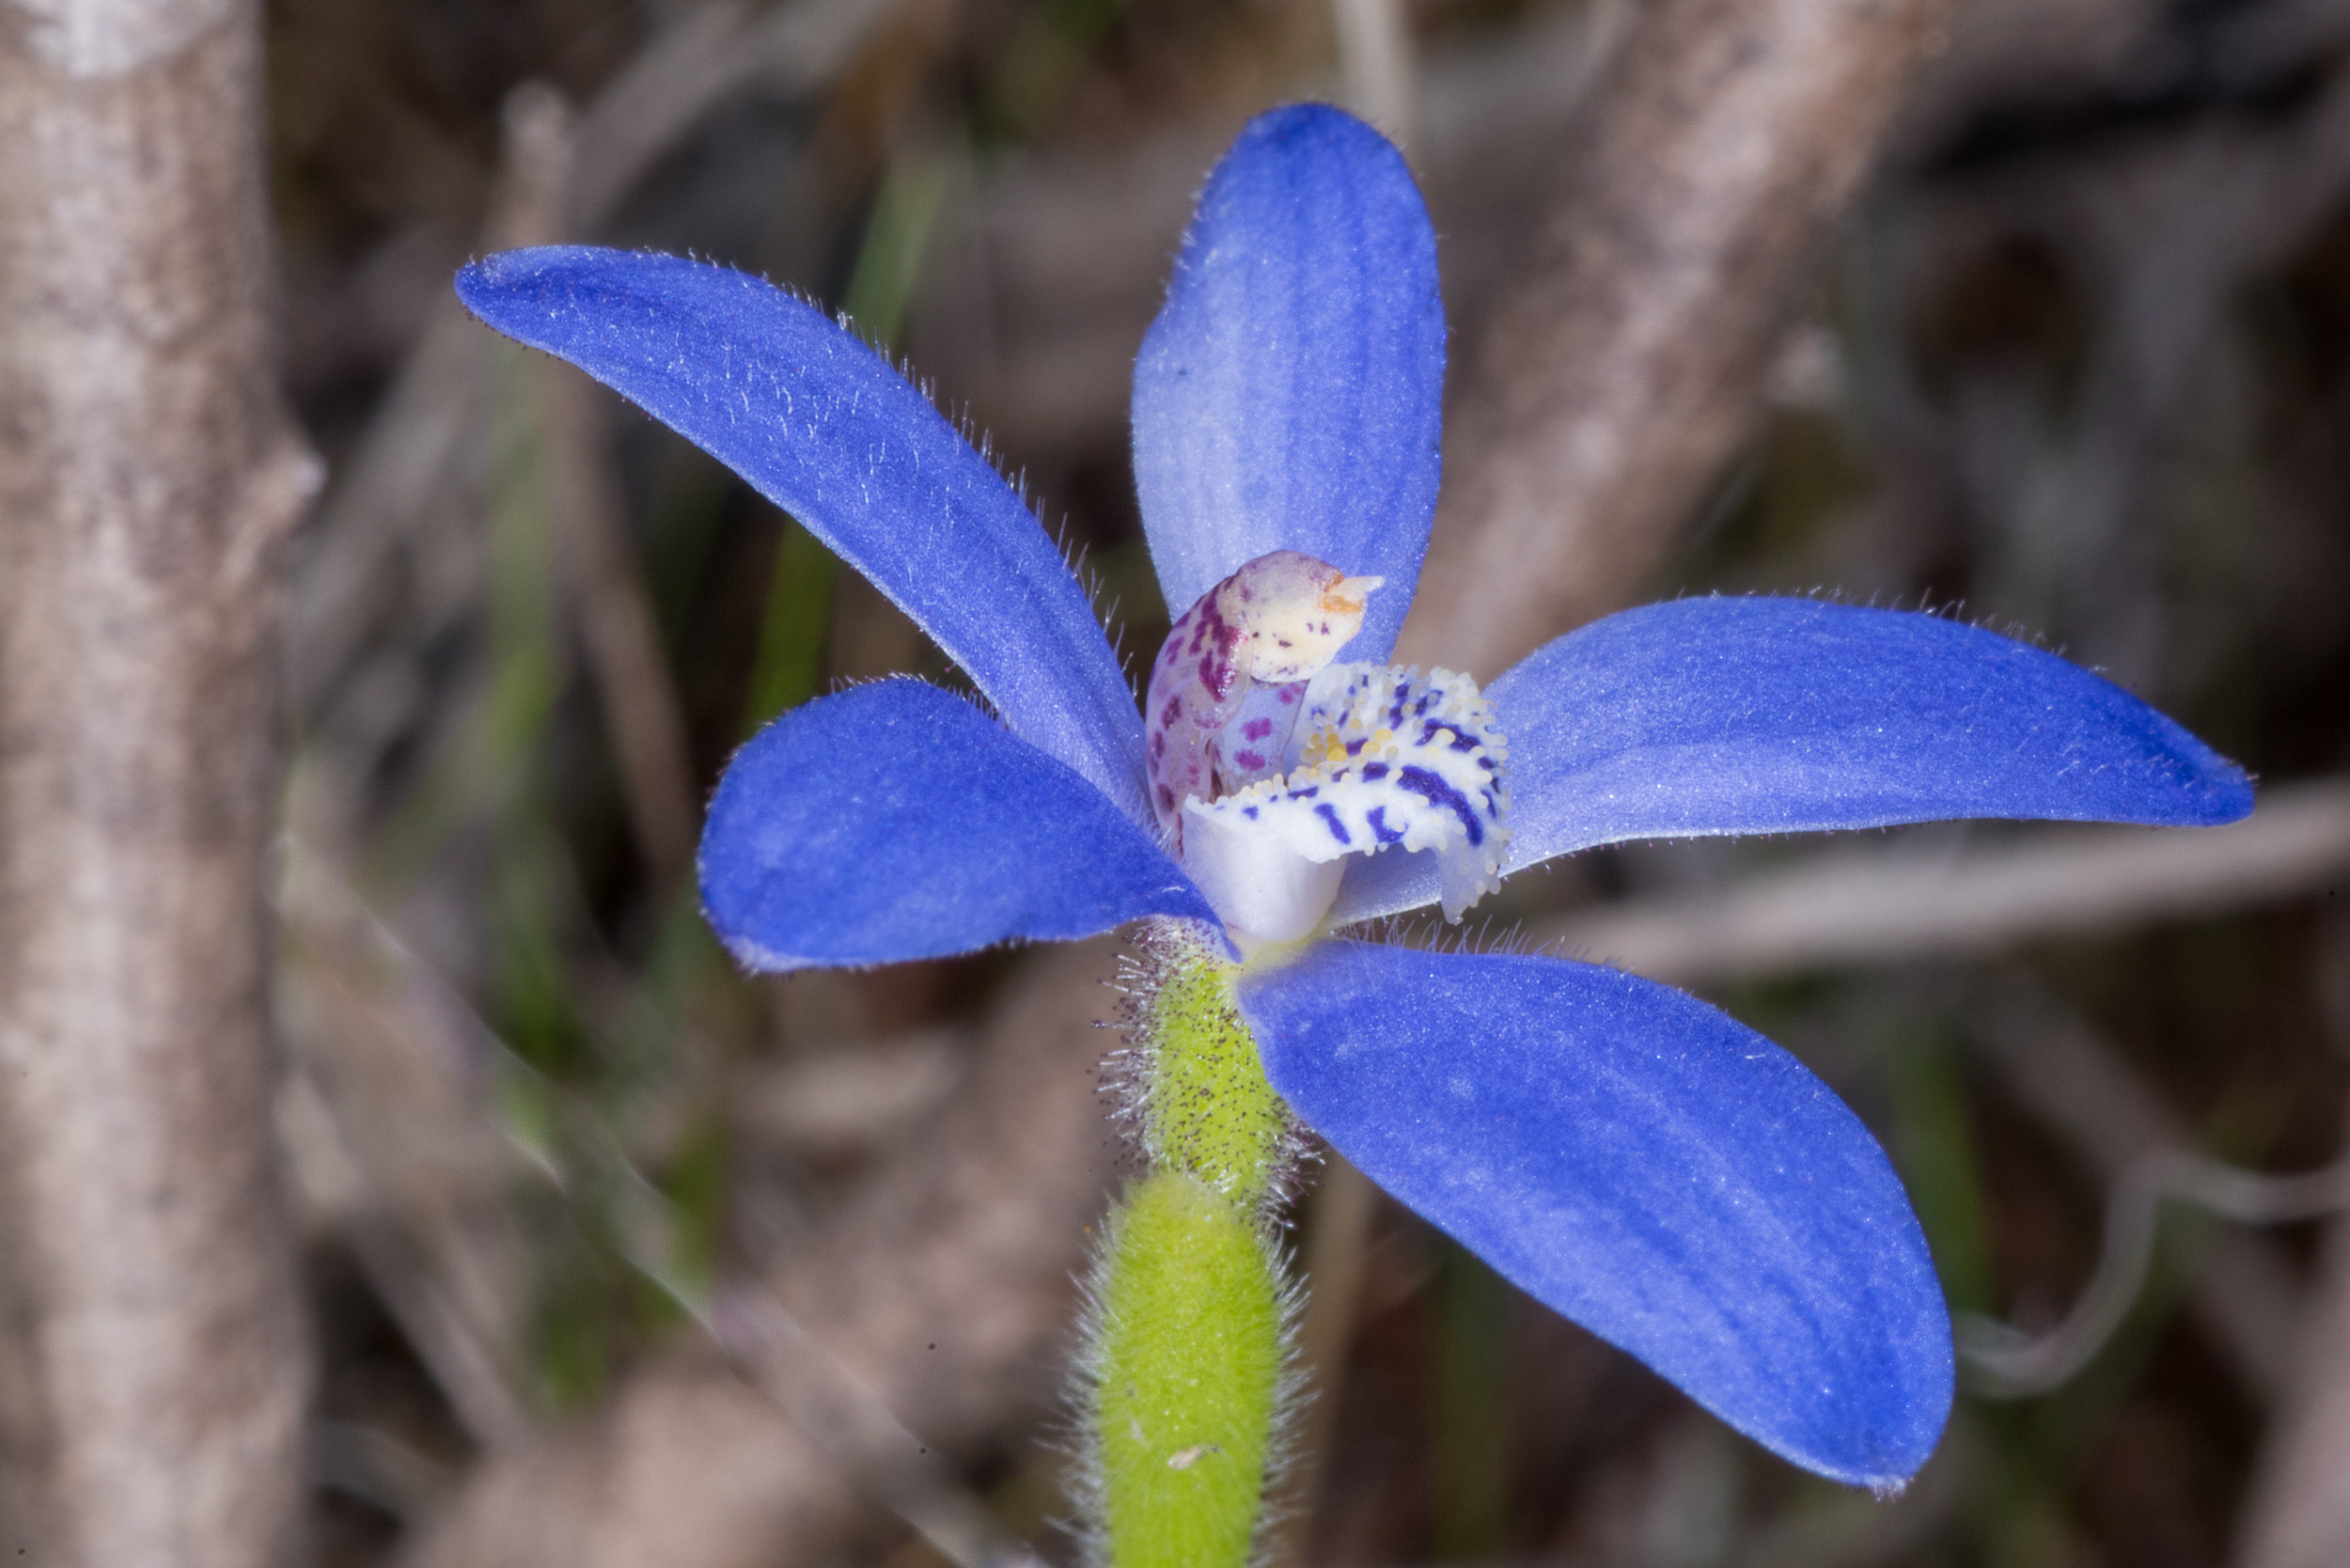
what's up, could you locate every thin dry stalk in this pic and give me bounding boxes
[275,839,539,1450]
[1541,778,2350,986]
[1332,0,1423,156]
[1963,984,2304,1406]
[0,3,320,1561]
[499,83,702,890]
[400,938,1128,1568]
[2232,915,2350,1568]
[1961,1136,2350,1398]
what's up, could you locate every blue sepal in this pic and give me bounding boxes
[457,246,1152,824]
[1336,597,2254,922]
[1238,939,1953,1488]
[1132,105,1444,660]
[700,679,1217,970]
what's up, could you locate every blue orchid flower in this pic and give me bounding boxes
[456,105,2250,1492]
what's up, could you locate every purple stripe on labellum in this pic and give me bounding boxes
[1183,660,1513,925]
[1399,765,1483,846]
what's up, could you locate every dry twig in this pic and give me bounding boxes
[1959,1137,2350,1397]
[1541,777,2350,986]
[2232,914,2350,1568]
[400,938,1128,1568]
[289,0,901,741]
[1957,985,2311,1405]
[0,3,320,1560]
[1399,0,1962,675]
[500,83,703,889]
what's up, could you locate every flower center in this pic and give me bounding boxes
[1144,553,1511,944]
[1144,549,1382,838]
[1183,663,1510,940]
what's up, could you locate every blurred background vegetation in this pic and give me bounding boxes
[262,0,2350,1563]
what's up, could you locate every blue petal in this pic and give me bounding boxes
[1131,105,1444,660]
[699,679,1216,970]
[1239,940,1952,1486]
[458,246,1151,824]
[1334,596,2253,921]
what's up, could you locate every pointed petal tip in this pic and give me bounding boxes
[2185,758,2258,825]
[1485,596,2267,865]
[1230,100,1410,164]
[454,243,608,313]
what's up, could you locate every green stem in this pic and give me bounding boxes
[1092,1171,1283,1568]
[1086,922,1298,1568]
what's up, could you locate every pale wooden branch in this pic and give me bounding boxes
[1394,0,1962,674]
[1540,778,2350,986]
[0,3,321,1562]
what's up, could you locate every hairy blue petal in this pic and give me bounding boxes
[458,246,1150,823]
[1334,596,2253,921]
[700,680,1215,971]
[1132,105,1443,662]
[1239,941,1952,1487]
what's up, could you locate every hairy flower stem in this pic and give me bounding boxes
[1088,922,1302,1568]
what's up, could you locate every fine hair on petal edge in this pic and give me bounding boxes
[1713,583,2069,660]
[1333,908,1555,961]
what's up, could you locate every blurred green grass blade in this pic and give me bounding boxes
[1888,1029,1998,1317]
[364,341,568,887]
[743,149,951,737]
[742,517,838,734]
[840,150,949,350]
[1433,1244,1510,1561]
